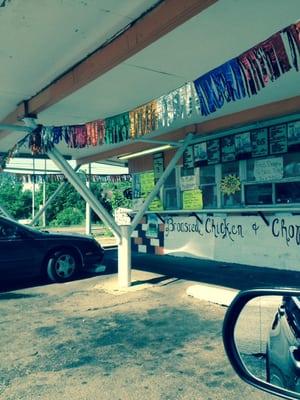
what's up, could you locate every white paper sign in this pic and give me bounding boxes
[114,207,132,225]
[254,157,283,182]
[180,174,197,191]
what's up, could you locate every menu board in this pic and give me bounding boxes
[183,146,194,168]
[287,121,300,152]
[221,136,236,162]
[235,131,251,159]
[182,189,203,210]
[194,142,207,166]
[153,152,164,182]
[207,139,220,164]
[269,124,287,154]
[251,128,268,157]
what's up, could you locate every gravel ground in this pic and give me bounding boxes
[0,271,271,400]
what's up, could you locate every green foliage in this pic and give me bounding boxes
[52,207,84,226]
[0,174,32,219]
[0,173,132,226]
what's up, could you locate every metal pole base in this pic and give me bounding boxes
[118,225,131,288]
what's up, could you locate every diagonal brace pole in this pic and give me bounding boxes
[47,146,121,241]
[29,165,81,226]
[130,132,194,234]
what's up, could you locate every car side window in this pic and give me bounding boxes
[0,222,19,240]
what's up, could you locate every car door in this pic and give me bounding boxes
[0,219,39,279]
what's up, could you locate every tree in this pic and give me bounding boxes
[0,174,32,219]
[0,173,132,226]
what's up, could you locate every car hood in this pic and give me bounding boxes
[40,231,94,241]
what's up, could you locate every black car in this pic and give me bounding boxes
[0,216,104,283]
[266,296,300,392]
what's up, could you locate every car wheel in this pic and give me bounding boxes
[47,250,79,283]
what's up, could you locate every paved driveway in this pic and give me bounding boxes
[0,271,271,400]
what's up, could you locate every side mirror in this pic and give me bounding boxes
[223,289,300,400]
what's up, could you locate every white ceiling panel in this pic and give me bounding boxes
[0,0,159,118]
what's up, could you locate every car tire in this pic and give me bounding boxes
[46,250,79,283]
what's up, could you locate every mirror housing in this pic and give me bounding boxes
[223,288,300,400]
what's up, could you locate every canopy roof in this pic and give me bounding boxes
[0,0,299,164]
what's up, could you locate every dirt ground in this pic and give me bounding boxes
[0,271,271,400]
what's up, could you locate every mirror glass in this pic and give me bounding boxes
[234,295,300,394]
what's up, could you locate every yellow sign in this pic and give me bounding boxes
[148,197,164,211]
[182,189,203,210]
[140,171,155,195]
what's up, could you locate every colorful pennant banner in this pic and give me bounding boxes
[1,21,299,163]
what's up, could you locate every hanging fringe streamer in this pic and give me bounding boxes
[86,120,105,146]
[0,134,30,171]
[156,82,194,128]
[283,22,300,71]
[239,32,291,96]
[129,100,158,138]
[105,112,130,144]
[193,21,299,116]
[3,21,298,154]
[4,172,132,183]
[28,125,43,154]
[193,59,247,116]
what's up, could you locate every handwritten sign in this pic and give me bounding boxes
[148,197,163,211]
[180,174,197,191]
[114,207,132,225]
[182,189,203,210]
[254,157,283,182]
[140,171,155,195]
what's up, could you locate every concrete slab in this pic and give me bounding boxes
[186,283,239,307]
[93,270,177,295]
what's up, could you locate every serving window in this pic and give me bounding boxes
[131,117,300,211]
[199,165,217,208]
[221,161,241,208]
[244,153,300,206]
[163,168,179,210]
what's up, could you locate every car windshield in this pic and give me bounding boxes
[0,217,41,234]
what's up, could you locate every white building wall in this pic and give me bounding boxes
[163,214,300,271]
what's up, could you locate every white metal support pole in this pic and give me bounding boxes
[30,165,80,226]
[41,160,47,227]
[118,225,131,288]
[118,132,194,288]
[85,163,92,235]
[47,147,121,241]
[32,158,36,220]
[130,132,194,233]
